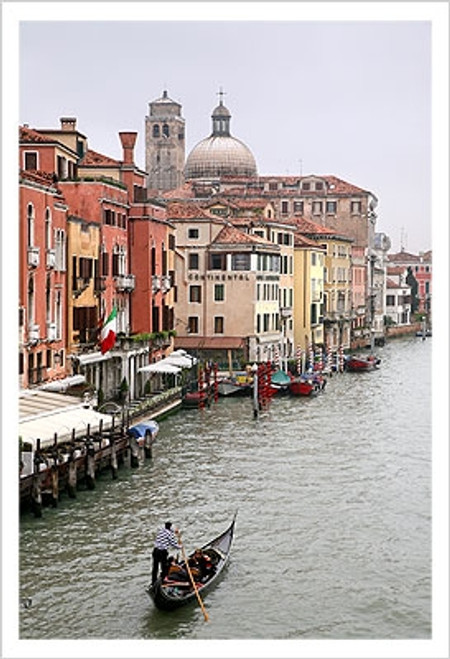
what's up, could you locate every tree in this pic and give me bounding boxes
[406,267,419,313]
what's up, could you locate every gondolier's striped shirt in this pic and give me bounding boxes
[154,527,180,551]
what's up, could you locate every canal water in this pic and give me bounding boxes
[18,337,432,646]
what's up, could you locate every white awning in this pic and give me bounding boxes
[138,361,181,374]
[19,407,114,449]
[40,375,86,392]
[77,351,112,365]
[165,354,197,368]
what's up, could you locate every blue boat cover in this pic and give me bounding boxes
[127,421,159,438]
[271,369,291,385]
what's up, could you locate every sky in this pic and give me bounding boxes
[14,4,444,255]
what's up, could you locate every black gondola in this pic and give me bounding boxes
[146,514,236,612]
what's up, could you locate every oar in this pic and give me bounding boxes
[176,530,209,622]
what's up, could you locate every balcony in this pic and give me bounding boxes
[152,275,161,294]
[161,274,172,294]
[27,246,40,268]
[46,248,56,269]
[47,322,57,341]
[28,324,40,343]
[115,274,135,292]
[280,306,292,319]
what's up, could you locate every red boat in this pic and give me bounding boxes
[345,355,380,372]
[290,378,315,396]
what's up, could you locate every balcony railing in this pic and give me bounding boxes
[27,246,40,268]
[115,274,136,292]
[28,324,40,343]
[47,322,57,341]
[280,306,292,319]
[152,275,161,294]
[46,248,56,268]
[161,274,172,294]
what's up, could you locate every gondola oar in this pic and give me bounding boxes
[176,529,209,622]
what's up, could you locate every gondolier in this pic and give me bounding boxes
[152,521,181,584]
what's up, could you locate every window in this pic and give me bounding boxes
[293,200,304,214]
[152,125,160,138]
[24,151,38,170]
[54,229,66,271]
[188,253,199,270]
[231,253,250,270]
[214,284,225,301]
[281,200,289,215]
[188,228,199,239]
[302,182,310,191]
[269,182,278,191]
[101,250,109,276]
[315,182,324,191]
[386,295,395,306]
[351,200,362,214]
[326,201,337,214]
[162,124,169,137]
[45,208,52,250]
[189,285,202,303]
[27,203,34,247]
[188,316,199,334]
[209,253,226,270]
[214,316,224,334]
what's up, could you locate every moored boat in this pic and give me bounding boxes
[217,377,252,397]
[345,355,380,372]
[290,373,325,396]
[270,369,292,395]
[146,515,236,612]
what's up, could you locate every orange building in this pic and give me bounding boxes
[19,128,70,389]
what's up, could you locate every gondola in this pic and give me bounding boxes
[146,515,236,611]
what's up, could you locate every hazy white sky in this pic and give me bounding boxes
[14,4,445,254]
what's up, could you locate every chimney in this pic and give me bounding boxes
[119,131,137,165]
[60,117,77,132]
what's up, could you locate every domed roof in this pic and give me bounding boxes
[185,135,257,179]
[184,97,257,180]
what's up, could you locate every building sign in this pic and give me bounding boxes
[188,273,250,281]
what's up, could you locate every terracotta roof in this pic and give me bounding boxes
[387,251,421,263]
[174,336,246,350]
[20,169,60,189]
[19,125,56,144]
[387,266,406,276]
[162,183,196,199]
[211,223,274,247]
[294,232,322,249]
[80,149,120,167]
[386,278,405,289]
[165,201,219,220]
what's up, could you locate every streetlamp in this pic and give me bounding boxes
[251,362,258,419]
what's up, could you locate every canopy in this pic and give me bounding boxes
[138,361,181,374]
[19,407,114,449]
[271,369,292,386]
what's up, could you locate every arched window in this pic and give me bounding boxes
[162,124,169,137]
[153,124,160,138]
[46,274,51,322]
[27,275,35,326]
[27,203,34,247]
[45,208,52,250]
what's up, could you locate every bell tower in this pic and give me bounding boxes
[145,90,185,193]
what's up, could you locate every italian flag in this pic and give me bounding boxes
[100,307,117,354]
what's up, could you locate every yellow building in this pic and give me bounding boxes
[295,218,353,352]
[293,233,325,357]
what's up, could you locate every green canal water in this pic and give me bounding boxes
[17,337,434,648]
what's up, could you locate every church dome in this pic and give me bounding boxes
[184,97,257,180]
